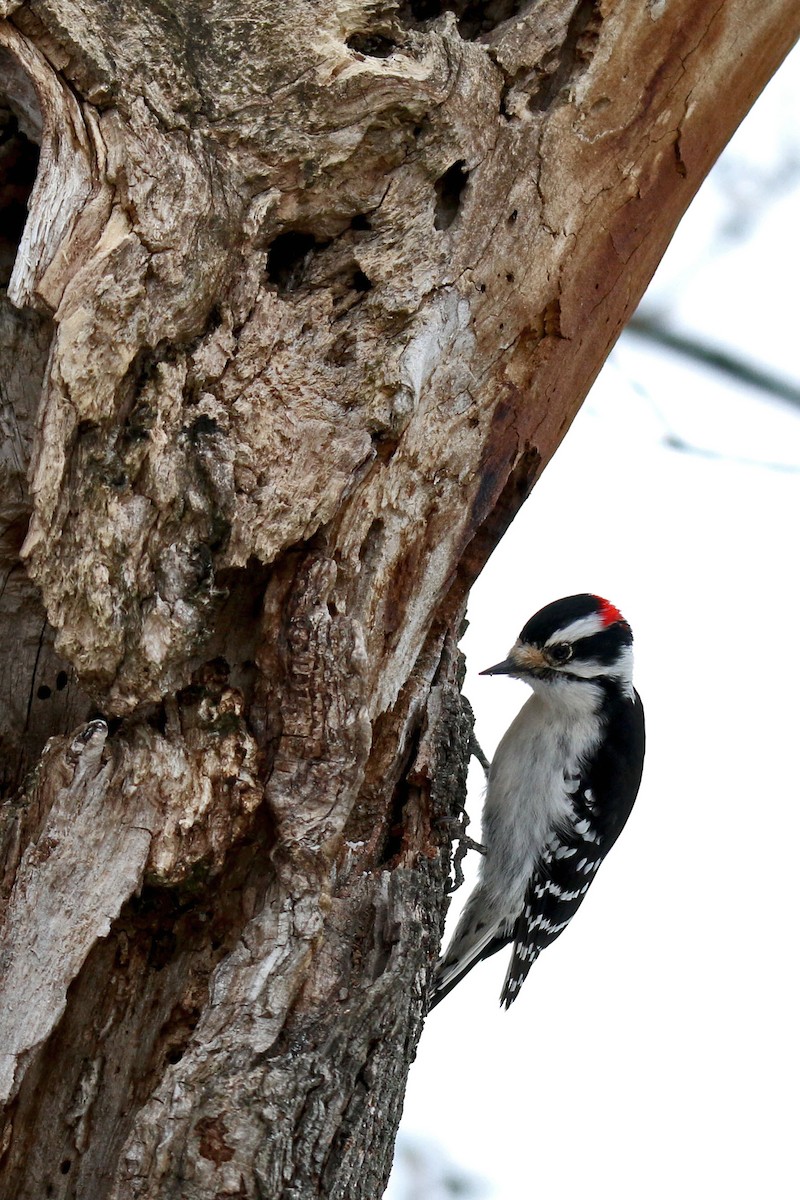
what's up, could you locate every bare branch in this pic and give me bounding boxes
[627,313,800,408]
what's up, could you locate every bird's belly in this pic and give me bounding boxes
[480,699,602,915]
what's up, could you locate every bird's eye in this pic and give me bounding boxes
[548,642,573,665]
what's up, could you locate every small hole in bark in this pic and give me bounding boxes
[36,684,51,700]
[402,0,442,19]
[360,517,386,566]
[479,282,487,293]
[346,33,397,57]
[673,137,687,178]
[266,231,319,293]
[56,670,68,690]
[205,303,224,334]
[351,269,372,293]
[399,0,526,37]
[327,331,356,367]
[378,716,427,867]
[60,1160,72,1175]
[350,212,372,231]
[371,432,399,464]
[188,413,219,439]
[434,160,469,231]
[458,0,526,38]
[146,705,168,735]
[0,103,40,288]
[149,929,178,971]
[509,209,518,223]
[166,1047,184,1065]
[382,791,407,865]
[88,710,122,735]
[506,271,515,282]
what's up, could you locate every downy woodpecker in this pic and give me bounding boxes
[430,594,645,1009]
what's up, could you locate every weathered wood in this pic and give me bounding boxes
[0,2,797,1196]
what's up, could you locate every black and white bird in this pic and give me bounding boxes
[430,593,645,1009]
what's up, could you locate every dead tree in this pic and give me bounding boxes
[0,2,796,1197]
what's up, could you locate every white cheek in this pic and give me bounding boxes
[565,644,634,697]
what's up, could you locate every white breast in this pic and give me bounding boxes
[478,680,604,927]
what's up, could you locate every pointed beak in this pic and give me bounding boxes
[480,658,517,676]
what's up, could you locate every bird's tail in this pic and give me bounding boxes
[428,893,511,1009]
[499,938,541,1008]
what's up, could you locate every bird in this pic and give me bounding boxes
[430,593,645,1009]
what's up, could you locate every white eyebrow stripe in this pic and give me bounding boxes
[546,613,605,644]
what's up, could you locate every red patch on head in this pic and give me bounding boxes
[595,596,623,626]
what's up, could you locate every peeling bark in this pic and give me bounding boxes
[0,2,796,1197]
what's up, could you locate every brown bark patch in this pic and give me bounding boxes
[195,1116,235,1166]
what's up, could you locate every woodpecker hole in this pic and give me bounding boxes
[0,97,39,288]
[399,0,526,38]
[434,160,469,231]
[673,136,687,177]
[266,231,331,294]
[370,431,400,464]
[327,331,356,367]
[359,517,386,572]
[188,413,220,440]
[146,704,169,735]
[346,33,397,58]
[351,269,372,293]
[400,0,442,20]
[543,297,562,338]
[87,711,123,736]
[349,212,372,231]
[381,778,409,866]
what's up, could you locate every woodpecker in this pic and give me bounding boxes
[430,594,645,1009]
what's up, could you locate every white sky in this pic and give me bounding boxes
[390,42,800,1200]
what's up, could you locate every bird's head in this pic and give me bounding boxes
[481,594,634,698]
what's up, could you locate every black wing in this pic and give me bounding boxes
[500,688,645,1008]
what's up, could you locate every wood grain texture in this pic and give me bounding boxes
[0,1,797,1196]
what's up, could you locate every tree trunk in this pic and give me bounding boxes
[0,2,795,1196]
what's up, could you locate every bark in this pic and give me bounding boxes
[0,2,796,1197]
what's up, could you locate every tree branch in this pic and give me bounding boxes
[627,313,800,408]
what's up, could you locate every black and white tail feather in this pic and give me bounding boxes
[429,594,645,1010]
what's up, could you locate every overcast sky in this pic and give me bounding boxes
[389,42,800,1200]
